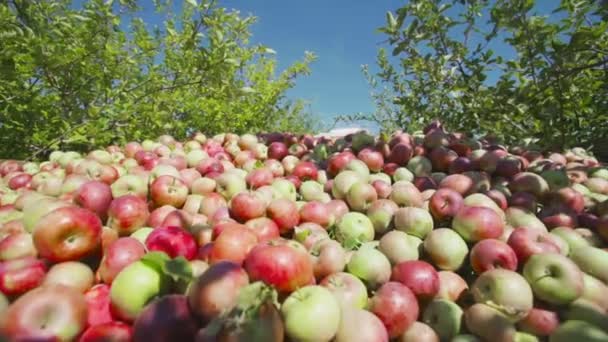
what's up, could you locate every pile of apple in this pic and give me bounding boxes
[1,121,608,342]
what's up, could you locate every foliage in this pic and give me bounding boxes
[349,0,608,154]
[0,0,317,160]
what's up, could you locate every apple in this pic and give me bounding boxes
[358,148,385,173]
[0,285,87,341]
[429,188,464,222]
[366,199,398,234]
[43,261,94,293]
[509,172,550,198]
[423,228,469,271]
[523,253,584,305]
[84,284,113,327]
[464,304,516,342]
[111,174,148,198]
[230,192,267,223]
[391,260,439,300]
[379,230,421,264]
[332,171,363,199]
[328,151,356,177]
[98,237,146,284]
[0,232,36,261]
[215,172,247,200]
[299,200,332,227]
[268,142,289,160]
[505,207,547,233]
[549,320,608,342]
[245,168,274,189]
[271,178,297,201]
[335,212,375,249]
[79,321,133,342]
[110,258,169,322]
[33,206,102,262]
[346,246,391,289]
[107,195,150,236]
[209,225,257,265]
[394,207,434,239]
[509,191,538,212]
[580,273,608,310]
[469,239,518,273]
[0,257,46,296]
[517,306,560,336]
[346,182,378,212]
[266,198,300,233]
[74,180,113,222]
[452,206,504,242]
[334,308,389,342]
[507,228,561,264]
[390,181,423,207]
[422,299,463,340]
[244,239,313,293]
[191,177,217,195]
[310,239,346,280]
[149,175,188,208]
[471,268,533,321]
[320,272,368,309]
[370,281,419,338]
[292,161,318,181]
[199,192,228,218]
[570,246,608,284]
[281,285,341,342]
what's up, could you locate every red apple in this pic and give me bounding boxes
[230,192,267,223]
[145,226,197,260]
[244,217,280,242]
[292,161,318,181]
[435,271,468,301]
[358,148,385,172]
[469,239,518,274]
[244,239,313,293]
[0,257,46,296]
[391,260,440,301]
[107,195,150,236]
[0,285,87,341]
[369,281,419,338]
[74,181,113,222]
[429,188,464,222]
[299,200,332,227]
[79,321,133,342]
[150,175,188,208]
[187,261,249,322]
[33,206,102,262]
[267,198,300,233]
[507,228,561,264]
[98,237,146,284]
[209,225,258,265]
[84,284,113,326]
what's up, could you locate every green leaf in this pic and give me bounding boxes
[163,256,193,283]
[185,0,198,7]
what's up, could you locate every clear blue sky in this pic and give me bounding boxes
[220,0,405,129]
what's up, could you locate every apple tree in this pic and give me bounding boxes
[348,0,608,158]
[0,0,317,160]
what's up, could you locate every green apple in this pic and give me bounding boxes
[346,246,391,290]
[505,207,547,233]
[471,269,533,321]
[463,193,505,220]
[300,180,325,202]
[523,253,584,305]
[564,299,608,332]
[344,159,370,182]
[369,172,392,185]
[570,246,608,284]
[215,172,246,200]
[111,174,148,198]
[394,207,433,239]
[332,171,364,199]
[399,321,439,342]
[550,227,590,253]
[378,230,421,264]
[130,227,155,246]
[335,212,375,249]
[271,178,297,201]
[581,274,608,310]
[407,156,432,177]
[514,332,540,342]
[110,257,169,322]
[423,228,469,271]
[281,285,341,342]
[549,320,608,342]
[464,303,516,342]
[422,299,463,340]
[23,198,70,233]
[393,167,414,182]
